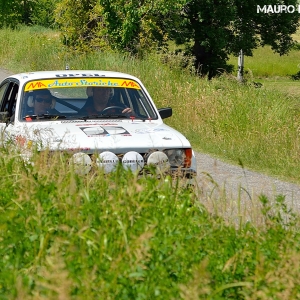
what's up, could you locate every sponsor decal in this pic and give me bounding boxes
[68,147,91,151]
[80,126,131,137]
[25,81,47,90]
[134,128,169,134]
[25,78,140,91]
[75,123,117,126]
[121,80,140,89]
[123,159,144,163]
[55,73,103,77]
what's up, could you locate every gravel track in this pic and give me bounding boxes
[1,69,299,221]
[195,152,300,222]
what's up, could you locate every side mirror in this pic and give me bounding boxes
[158,107,172,119]
[0,112,9,123]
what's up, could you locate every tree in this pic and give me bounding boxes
[54,0,185,53]
[53,0,299,77]
[173,0,237,78]
[173,0,300,78]
[0,0,59,28]
[54,0,108,50]
[0,0,23,27]
[98,0,185,53]
[30,0,59,27]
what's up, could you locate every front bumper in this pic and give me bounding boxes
[69,149,197,177]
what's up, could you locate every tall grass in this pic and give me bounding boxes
[0,26,62,72]
[0,26,299,184]
[0,146,299,299]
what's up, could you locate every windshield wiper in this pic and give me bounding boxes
[78,114,128,121]
[43,114,67,119]
[24,114,67,120]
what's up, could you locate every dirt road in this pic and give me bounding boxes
[195,152,300,221]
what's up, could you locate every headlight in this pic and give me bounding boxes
[164,149,185,167]
[164,149,192,168]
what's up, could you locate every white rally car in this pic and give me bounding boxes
[0,70,197,178]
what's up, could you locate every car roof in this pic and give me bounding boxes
[7,70,140,83]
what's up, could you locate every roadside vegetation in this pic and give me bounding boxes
[0,26,300,299]
[1,144,300,299]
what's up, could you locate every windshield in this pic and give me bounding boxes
[19,77,158,121]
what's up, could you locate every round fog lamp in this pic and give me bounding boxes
[96,151,119,173]
[147,151,170,173]
[71,152,92,175]
[122,151,144,172]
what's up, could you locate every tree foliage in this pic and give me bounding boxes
[98,0,185,53]
[53,0,299,77]
[54,0,185,54]
[0,0,58,28]
[173,0,300,78]
[0,0,25,27]
[0,0,299,78]
[29,0,58,27]
[54,0,107,51]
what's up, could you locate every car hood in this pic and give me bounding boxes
[9,120,191,153]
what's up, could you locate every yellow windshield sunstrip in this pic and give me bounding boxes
[24,78,141,91]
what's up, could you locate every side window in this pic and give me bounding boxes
[8,84,19,119]
[0,82,19,122]
[0,82,10,111]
